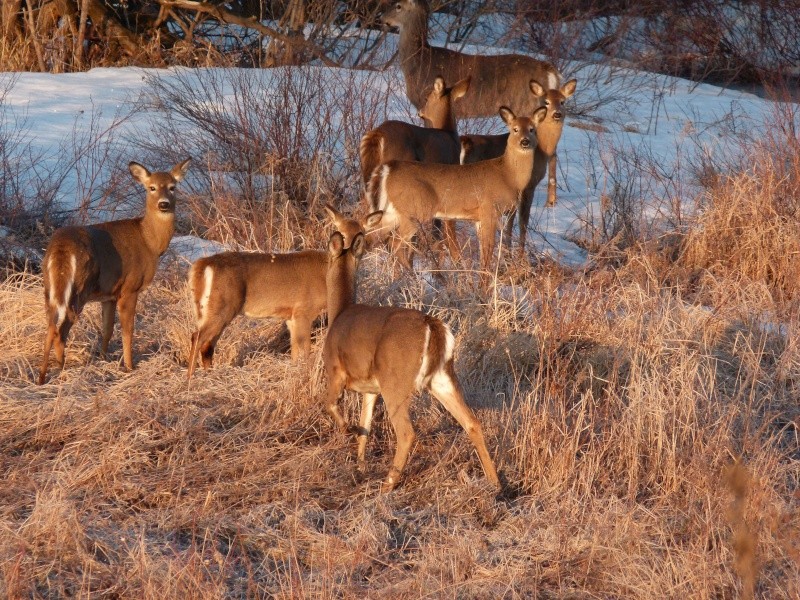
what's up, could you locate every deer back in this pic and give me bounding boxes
[370,107,541,223]
[190,250,329,323]
[359,76,469,187]
[382,0,561,117]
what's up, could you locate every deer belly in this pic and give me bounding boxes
[347,377,381,395]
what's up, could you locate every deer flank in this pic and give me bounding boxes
[382,0,561,118]
[322,224,500,492]
[38,158,192,385]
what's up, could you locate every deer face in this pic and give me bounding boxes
[418,75,470,127]
[530,79,577,124]
[499,107,539,154]
[129,158,191,214]
[381,0,426,29]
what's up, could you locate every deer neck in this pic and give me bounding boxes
[398,12,430,72]
[535,121,564,157]
[140,210,176,256]
[326,254,357,325]
[502,149,535,190]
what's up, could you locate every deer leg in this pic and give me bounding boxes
[38,322,58,385]
[390,220,418,273]
[187,331,201,379]
[100,300,115,356]
[441,220,462,264]
[477,216,498,273]
[381,390,416,492]
[324,368,349,432]
[428,365,500,489]
[287,314,312,362]
[116,293,138,371]
[546,153,557,207]
[517,180,536,258]
[356,392,379,471]
[195,321,226,371]
[502,206,517,251]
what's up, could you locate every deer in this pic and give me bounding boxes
[360,75,470,258]
[359,75,470,187]
[323,221,501,492]
[186,205,383,378]
[460,78,577,255]
[366,106,546,274]
[380,0,569,208]
[38,158,192,385]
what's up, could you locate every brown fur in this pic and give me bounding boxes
[382,0,561,118]
[367,106,546,272]
[186,206,383,377]
[322,225,500,492]
[460,79,577,254]
[38,158,191,385]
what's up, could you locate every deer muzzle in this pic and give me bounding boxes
[158,199,172,212]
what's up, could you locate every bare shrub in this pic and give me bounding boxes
[132,66,396,250]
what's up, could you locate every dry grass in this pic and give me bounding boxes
[1,200,798,597]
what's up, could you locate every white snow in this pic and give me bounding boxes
[0,29,786,267]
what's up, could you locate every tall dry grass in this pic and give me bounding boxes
[1,168,798,596]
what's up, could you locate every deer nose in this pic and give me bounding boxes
[553,111,563,121]
[158,199,171,211]
[520,137,531,148]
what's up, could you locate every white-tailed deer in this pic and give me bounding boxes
[323,224,500,492]
[360,75,470,257]
[461,79,577,255]
[38,158,192,385]
[186,205,383,378]
[359,75,470,187]
[367,106,546,273]
[381,0,568,204]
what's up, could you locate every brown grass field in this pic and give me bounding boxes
[2,156,799,598]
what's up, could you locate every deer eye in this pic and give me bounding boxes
[513,127,519,133]
[168,185,175,191]
[149,186,157,192]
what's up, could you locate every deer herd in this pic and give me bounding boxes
[34,0,578,494]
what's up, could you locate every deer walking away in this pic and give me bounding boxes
[38,159,191,385]
[322,219,500,492]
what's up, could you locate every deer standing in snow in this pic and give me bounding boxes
[38,158,191,384]
[460,79,577,254]
[381,0,572,242]
[366,106,545,273]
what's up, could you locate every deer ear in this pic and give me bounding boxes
[452,76,471,99]
[129,162,151,183]
[561,78,577,98]
[364,210,383,231]
[324,203,343,224]
[532,106,547,125]
[171,157,192,182]
[529,80,545,98]
[351,233,366,259]
[433,76,445,95]
[498,106,515,124]
[328,231,345,257]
